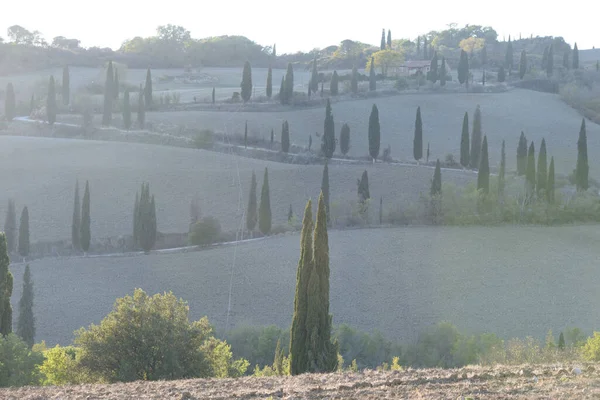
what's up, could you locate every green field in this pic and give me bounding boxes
[13,225,600,347]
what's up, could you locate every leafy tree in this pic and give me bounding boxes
[0,233,13,336]
[310,56,319,94]
[144,68,153,108]
[241,61,253,102]
[0,334,43,387]
[413,106,423,162]
[136,183,157,253]
[47,76,57,125]
[284,63,294,104]
[3,200,17,254]
[537,138,548,196]
[281,121,290,153]
[80,181,91,253]
[573,43,579,69]
[212,87,216,104]
[137,84,145,128]
[38,345,93,385]
[369,57,376,91]
[279,76,285,104]
[431,159,442,197]
[246,171,257,232]
[322,99,335,158]
[16,265,34,348]
[470,105,482,169]
[575,118,588,191]
[546,44,554,76]
[266,66,272,98]
[517,131,528,175]
[547,156,555,203]
[498,66,506,82]
[525,142,536,199]
[368,104,380,161]
[351,66,358,94]
[18,207,29,258]
[113,68,119,100]
[519,50,527,79]
[505,36,513,71]
[330,71,339,96]
[498,140,506,199]
[460,112,470,168]
[477,136,490,194]
[366,50,404,78]
[458,50,468,85]
[102,61,114,126]
[259,168,272,235]
[340,123,350,155]
[62,65,70,105]
[440,57,447,86]
[428,52,438,83]
[387,30,392,48]
[380,29,386,50]
[123,89,131,130]
[4,83,15,121]
[71,181,80,250]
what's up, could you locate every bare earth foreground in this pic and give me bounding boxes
[3,364,600,399]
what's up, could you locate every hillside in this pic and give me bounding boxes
[2,364,599,399]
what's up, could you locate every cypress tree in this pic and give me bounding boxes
[460,112,470,168]
[357,170,370,204]
[80,181,91,253]
[102,61,114,126]
[47,76,57,125]
[144,68,153,108]
[351,66,358,94]
[547,44,554,76]
[477,136,490,194]
[137,183,157,253]
[505,36,513,71]
[440,57,447,86]
[281,121,290,153]
[270,129,274,147]
[279,76,285,104]
[470,105,482,169]
[288,204,294,224]
[563,51,570,69]
[537,138,548,196]
[274,338,284,375]
[212,87,216,104]
[575,118,589,191]
[517,131,528,175]
[519,50,527,79]
[431,159,442,196]
[259,168,272,235]
[310,56,319,94]
[29,94,35,116]
[498,140,506,199]
[482,71,486,86]
[137,84,145,129]
[0,233,13,336]
[113,68,119,100]
[62,65,70,106]
[413,106,423,162]
[573,43,579,69]
[133,192,139,248]
[241,61,253,102]
[498,66,506,82]
[244,121,248,148]
[3,200,17,254]
[387,30,392,48]
[330,71,339,96]
[246,171,257,232]
[428,52,438,83]
[368,104,380,161]
[369,57,376,91]
[458,50,468,85]
[340,123,350,155]
[18,206,29,258]
[272,43,277,58]
[309,134,312,151]
[123,89,131,130]
[426,142,430,163]
[547,156,555,203]
[16,265,34,347]
[380,29,386,50]
[558,332,565,350]
[5,83,15,121]
[321,163,330,223]
[266,66,273,98]
[322,99,335,158]
[72,181,81,251]
[525,142,536,199]
[285,63,294,104]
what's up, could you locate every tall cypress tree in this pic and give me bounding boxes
[322,99,335,158]
[357,170,370,204]
[470,105,482,169]
[547,157,555,203]
[270,129,274,147]
[47,76,57,125]
[137,84,145,129]
[144,68,153,108]
[525,142,536,199]
[18,206,29,258]
[547,44,554,76]
[413,106,423,162]
[113,68,119,100]
[62,65,70,106]
[281,121,290,153]
[266,66,273,98]
[321,163,330,223]
[517,131,528,175]
[80,181,91,253]
[5,83,15,121]
[330,71,339,96]
[505,36,513,71]
[573,43,579,69]
[575,118,589,191]
[440,57,447,86]
[72,181,81,251]
[431,159,442,196]
[259,168,272,235]
[16,265,34,347]
[241,61,253,102]
[368,104,380,161]
[519,50,527,79]
[387,30,392,48]
[460,112,470,168]
[272,43,277,58]
[246,171,257,232]
[498,140,506,199]
[137,183,157,253]
[477,136,490,194]
[0,233,13,336]
[537,138,548,196]
[123,89,131,130]
[428,52,438,83]
[279,76,286,104]
[285,63,294,104]
[340,123,350,155]
[310,56,319,94]
[3,200,17,254]
[212,87,216,104]
[369,57,376,91]
[102,61,114,126]
[458,50,468,85]
[351,66,358,94]
[380,29,386,50]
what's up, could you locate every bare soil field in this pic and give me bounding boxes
[3,364,600,399]
[0,135,473,242]
[12,225,600,347]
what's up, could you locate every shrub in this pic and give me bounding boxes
[0,334,44,387]
[382,145,392,162]
[189,217,221,245]
[194,129,215,149]
[582,332,600,361]
[394,78,409,91]
[39,345,98,385]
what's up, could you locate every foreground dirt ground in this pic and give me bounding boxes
[2,364,600,399]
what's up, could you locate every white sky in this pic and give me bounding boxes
[1,0,597,52]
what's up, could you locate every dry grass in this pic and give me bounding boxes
[3,364,600,399]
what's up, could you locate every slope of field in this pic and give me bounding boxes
[12,225,600,347]
[2,364,599,399]
[0,136,473,243]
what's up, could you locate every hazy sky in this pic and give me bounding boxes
[1,0,596,52]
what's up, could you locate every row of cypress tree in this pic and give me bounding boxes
[245,169,272,235]
[71,181,91,253]
[3,201,30,257]
[133,183,157,253]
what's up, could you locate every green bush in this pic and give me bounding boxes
[582,332,600,361]
[189,217,221,245]
[0,334,44,387]
[39,345,99,385]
